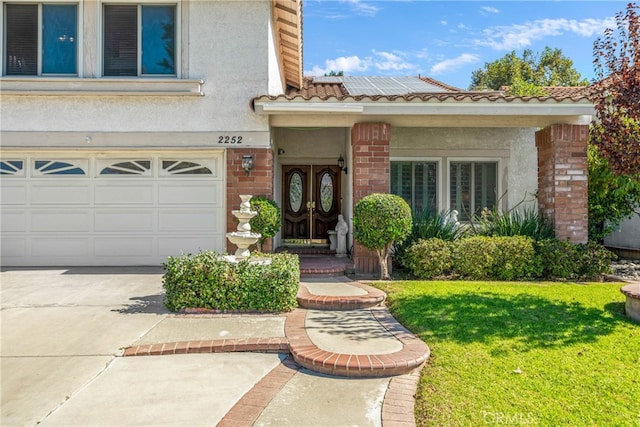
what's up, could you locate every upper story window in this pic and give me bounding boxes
[4,3,78,75]
[103,4,176,77]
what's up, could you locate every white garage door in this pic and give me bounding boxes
[1,152,225,266]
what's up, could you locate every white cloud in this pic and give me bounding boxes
[441,20,448,26]
[372,50,414,71]
[430,53,481,75]
[341,0,379,17]
[481,6,500,14]
[477,17,617,50]
[305,50,415,76]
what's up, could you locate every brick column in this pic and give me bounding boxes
[535,124,589,243]
[351,122,391,275]
[226,148,274,253]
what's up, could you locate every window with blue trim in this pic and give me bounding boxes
[5,3,78,76]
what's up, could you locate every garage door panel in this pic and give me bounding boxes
[31,184,91,205]
[32,238,91,257]
[1,154,225,266]
[31,211,91,232]
[0,184,27,205]
[95,237,154,257]
[95,184,154,205]
[1,238,26,257]
[158,182,221,205]
[158,209,221,232]
[2,210,27,232]
[95,211,154,232]
[158,236,222,257]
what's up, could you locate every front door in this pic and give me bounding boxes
[283,165,341,245]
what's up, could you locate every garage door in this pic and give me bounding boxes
[0,153,225,266]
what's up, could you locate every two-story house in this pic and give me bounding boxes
[1,0,594,273]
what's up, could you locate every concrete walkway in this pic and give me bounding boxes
[1,268,428,426]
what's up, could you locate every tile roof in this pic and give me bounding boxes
[258,76,592,104]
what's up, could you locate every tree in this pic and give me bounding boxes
[588,144,640,242]
[469,47,588,92]
[591,2,640,177]
[249,196,281,252]
[325,70,344,76]
[353,193,412,280]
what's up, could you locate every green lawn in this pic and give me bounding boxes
[374,281,640,427]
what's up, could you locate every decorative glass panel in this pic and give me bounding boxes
[162,161,212,175]
[290,173,303,213]
[0,160,25,176]
[100,160,151,175]
[34,160,85,175]
[319,173,333,213]
[142,6,176,75]
[43,5,77,74]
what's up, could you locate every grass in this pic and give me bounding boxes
[374,280,640,427]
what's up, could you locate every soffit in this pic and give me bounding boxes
[272,0,303,89]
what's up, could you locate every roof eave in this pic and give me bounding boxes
[253,99,596,117]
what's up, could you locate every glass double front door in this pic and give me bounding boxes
[283,165,341,244]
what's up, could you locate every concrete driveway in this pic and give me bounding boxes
[0,268,283,427]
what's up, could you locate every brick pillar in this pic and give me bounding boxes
[226,148,274,253]
[351,122,391,275]
[535,124,589,243]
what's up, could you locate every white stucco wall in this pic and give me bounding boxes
[605,215,640,249]
[390,127,538,211]
[0,1,274,137]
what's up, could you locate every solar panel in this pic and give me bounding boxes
[342,76,447,95]
[312,76,344,84]
[311,75,452,95]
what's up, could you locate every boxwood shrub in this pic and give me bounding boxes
[403,238,453,279]
[452,236,539,280]
[162,251,299,312]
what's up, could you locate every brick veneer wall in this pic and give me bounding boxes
[351,122,391,275]
[535,124,589,243]
[226,148,274,253]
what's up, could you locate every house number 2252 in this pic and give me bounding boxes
[218,136,243,144]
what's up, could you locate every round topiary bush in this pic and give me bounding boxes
[249,196,281,252]
[353,193,412,279]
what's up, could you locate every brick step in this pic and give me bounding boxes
[296,281,385,310]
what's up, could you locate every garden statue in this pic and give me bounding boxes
[335,214,348,257]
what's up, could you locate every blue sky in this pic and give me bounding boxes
[302,1,628,89]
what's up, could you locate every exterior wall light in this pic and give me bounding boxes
[338,155,348,175]
[242,154,254,175]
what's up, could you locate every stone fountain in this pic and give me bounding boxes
[225,195,262,262]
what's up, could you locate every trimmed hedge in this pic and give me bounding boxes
[163,251,299,312]
[403,238,454,279]
[452,236,539,280]
[403,236,615,281]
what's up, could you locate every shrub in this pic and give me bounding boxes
[249,196,281,252]
[353,193,412,279]
[535,239,580,279]
[403,238,453,279]
[472,206,555,241]
[163,251,299,312]
[452,236,538,280]
[576,242,617,279]
[395,209,464,268]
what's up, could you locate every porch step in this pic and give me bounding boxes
[277,246,335,255]
[296,279,386,310]
[298,254,353,278]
